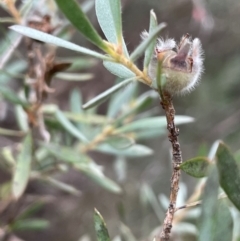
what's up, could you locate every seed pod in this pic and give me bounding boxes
[148,34,204,95]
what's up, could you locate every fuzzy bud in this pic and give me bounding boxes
[148,34,204,95]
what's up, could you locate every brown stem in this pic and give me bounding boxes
[159,92,182,241]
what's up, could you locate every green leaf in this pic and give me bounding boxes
[9,25,111,60]
[216,142,240,211]
[0,30,22,69]
[103,61,135,79]
[135,128,166,140]
[0,86,29,107]
[55,0,107,51]
[41,143,89,164]
[12,132,32,200]
[17,201,45,220]
[97,144,153,157]
[0,128,25,137]
[198,166,219,241]
[113,90,157,124]
[140,183,164,222]
[82,77,137,109]
[64,112,109,125]
[120,223,137,241]
[55,109,88,143]
[14,105,28,132]
[180,157,210,178]
[75,161,121,193]
[143,10,158,71]
[70,89,83,130]
[107,80,137,118]
[42,176,81,196]
[56,72,93,81]
[212,200,233,241]
[94,209,111,241]
[130,23,166,62]
[11,219,49,231]
[115,116,194,133]
[0,60,27,84]
[59,57,97,71]
[104,135,135,150]
[95,0,127,56]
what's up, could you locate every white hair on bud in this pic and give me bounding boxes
[141,30,149,40]
[156,38,176,52]
[181,38,204,94]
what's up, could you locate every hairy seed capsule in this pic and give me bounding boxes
[148,34,204,95]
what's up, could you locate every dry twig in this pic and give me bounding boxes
[159,93,182,241]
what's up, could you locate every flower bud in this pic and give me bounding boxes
[148,34,204,95]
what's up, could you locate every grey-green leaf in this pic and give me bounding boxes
[116,116,194,133]
[42,176,81,196]
[9,25,110,60]
[55,0,107,51]
[107,80,137,118]
[75,161,121,193]
[55,109,88,143]
[180,157,211,178]
[96,0,120,44]
[212,201,233,241]
[11,219,49,231]
[97,143,153,157]
[103,61,135,79]
[130,23,166,62]
[12,132,32,200]
[104,135,135,150]
[82,77,137,109]
[94,209,111,241]
[198,166,219,241]
[216,142,240,211]
[41,143,89,164]
[143,10,158,71]
[0,86,29,107]
[56,72,93,81]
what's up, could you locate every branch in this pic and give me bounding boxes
[159,92,183,241]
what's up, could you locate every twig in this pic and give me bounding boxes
[175,193,227,213]
[159,92,182,241]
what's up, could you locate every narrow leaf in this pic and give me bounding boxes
[94,209,111,241]
[212,200,233,241]
[9,25,111,60]
[0,86,29,107]
[55,0,107,51]
[143,10,158,71]
[216,142,240,211]
[198,166,219,241]
[97,144,153,157]
[70,89,83,130]
[0,128,25,137]
[180,157,211,178]
[11,219,49,231]
[76,161,121,193]
[95,0,127,55]
[82,77,137,109]
[116,116,194,133]
[12,132,32,200]
[56,72,93,81]
[130,23,166,62]
[107,80,137,118]
[42,176,81,196]
[103,61,135,79]
[104,135,135,150]
[41,143,89,164]
[55,109,88,143]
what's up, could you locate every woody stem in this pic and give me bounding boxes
[159,92,182,241]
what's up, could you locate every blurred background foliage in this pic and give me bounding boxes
[0,0,240,241]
